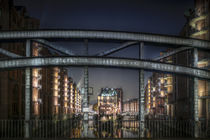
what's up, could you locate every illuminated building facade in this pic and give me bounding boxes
[31,42,63,119]
[57,68,82,119]
[145,0,210,123]
[51,67,60,119]
[189,0,209,40]
[59,68,69,119]
[123,98,139,120]
[145,53,174,119]
[32,43,42,117]
[97,88,123,116]
[74,87,81,114]
[31,57,82,119]
[69,78,74,114]
[71,83,81,114]
[0,0,81,120]
[123,98,139,113]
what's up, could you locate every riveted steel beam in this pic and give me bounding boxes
[25,40,31,138]
[0,48,21,58]
[83,39,89,121]
[154,47,192,61]
[139,42,145,138]
[0,56,209,80]
[0,30,210,50]
[83,39,89,138]
[96,41,137,56]
[32,39,75,56]
[193,48,199,138]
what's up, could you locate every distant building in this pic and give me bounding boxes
[97,88,123,116]
[123,98,139,120]
[123,98,139,114]
[144,52,174,119]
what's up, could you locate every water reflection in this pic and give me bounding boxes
[70,119,195,138]
[70,120,139,138]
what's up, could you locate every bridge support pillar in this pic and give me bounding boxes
[83,39,89,137]
[193,48,199,138]
[25,40,31,138]
[139,42,145,138]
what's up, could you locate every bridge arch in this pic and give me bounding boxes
[0,56,209,80]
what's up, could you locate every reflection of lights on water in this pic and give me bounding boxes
[101,116,107,122]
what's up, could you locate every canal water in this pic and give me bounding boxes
[71,120,139,138]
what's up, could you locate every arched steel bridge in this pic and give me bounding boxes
[0,30,209,80]
[0,56,209,80]
[0,29,209,138]
[0,29,210,49]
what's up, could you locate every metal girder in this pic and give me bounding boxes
[24,40,31,138]
[32,39,75,56]
[83,39,89,137]
[0,39,76,58]
[96,41,137,56]
[0,30,210,50]
[154,47,192,61]
[0,56,209,80]
[0,48,21,58]
[139,42,145,138]
[193,48,199,138]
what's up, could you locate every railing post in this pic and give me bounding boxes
[25,39,31,138]
[193,48,199,138]
[139,42,145,138]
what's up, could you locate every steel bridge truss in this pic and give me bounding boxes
[0,30,209,138]
[0,56,209,80]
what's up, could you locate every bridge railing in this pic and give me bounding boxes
[0,119,209,138]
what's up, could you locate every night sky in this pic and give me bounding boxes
[14,0,194,103]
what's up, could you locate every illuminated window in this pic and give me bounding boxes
[160,91,164,96]
[160,78,164,84]
[54,91,58,96]
[167,86,173,93]
[152,87,155,92]
[54,85,58,90]
[167,78,172,85]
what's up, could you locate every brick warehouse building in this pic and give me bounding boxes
[0,0,39,119]
[144,0,210,133]
[178,0,210,129]
[0,0,81,120]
